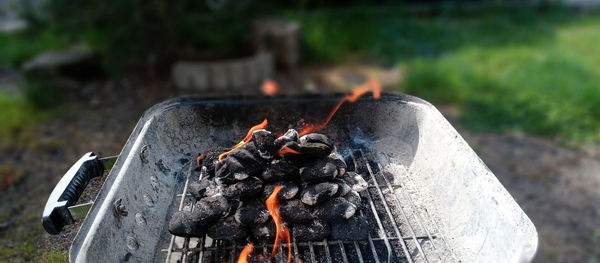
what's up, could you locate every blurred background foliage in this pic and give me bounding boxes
[1,1,599,144]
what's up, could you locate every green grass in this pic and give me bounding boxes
[291,5,600,143]
[0,30,69,69]
[0,90,60,151]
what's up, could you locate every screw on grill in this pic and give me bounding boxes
[113,198,128,217]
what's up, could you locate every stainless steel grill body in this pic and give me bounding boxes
[69,94,537,262]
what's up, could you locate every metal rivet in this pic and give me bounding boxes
[113,199,128,217]
[135,213,147,226]
[126,236,139,251]
[140,145,149,163]
[143,193,154,207]
[150,175,159,192]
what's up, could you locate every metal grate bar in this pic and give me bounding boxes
[359,149,430,261]
[363,148,458,262]
[336,241,349,263]
[164,235,438,253]
[164,163,194,263]
[364,149,444,262]
[323,239,333,263]
[351,150,416,263]
[308,241,317,262]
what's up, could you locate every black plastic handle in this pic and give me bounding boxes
[42,152,104,235]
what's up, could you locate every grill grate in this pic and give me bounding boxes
[162,145,456,263]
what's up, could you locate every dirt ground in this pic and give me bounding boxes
[0,74,599,262]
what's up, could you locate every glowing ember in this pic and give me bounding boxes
[266,186,293,262]
[236,243,254,263]
[277,146,301,156]
[219,118,269,162]
[195,152,207,165]
[261,79,279,96]
[298,79,381,136]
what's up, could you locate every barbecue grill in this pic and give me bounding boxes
[42,94,538,262]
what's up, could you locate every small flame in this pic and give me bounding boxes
[262,79,279,96]
[237,243,254,263]
[277,146,301,156]
[298,79,381,136]
[266,186,293,262]
[219,118,269,161]
[195,152,207,165]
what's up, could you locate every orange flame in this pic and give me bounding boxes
[298,79,381,136]
[195,152,207,165]
[277,146,301,156]
[236,243,254,263]
[266,186,293,262]
[261,79,279,96]
[218,118,269,161]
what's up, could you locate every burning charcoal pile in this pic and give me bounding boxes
[168,128,370,242]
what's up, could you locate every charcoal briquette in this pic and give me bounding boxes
[251,219,276,242]
[188,179,220,199]
[329,152,347,176]
[223,177,263,199]
[261,159,299,182]
[342,172,368,192]
[252,129,277,160]
[199,148,227,177]
[299,133,333,148]
[262,182,300,200]
[215,158,246,184]
[312,197,356,222]
[207,215,247,241]
[281,199,313,223]
[299,142,333,157]
[332,178,352,197]
[343,190,362,209]
[274,129,299,148]
[192,195,230,225]
[292,220,330,242]
[234,200,270,225]
[330,215,369,241]
[216,143,265,183]
[168,210,206,237]
[299,158,339,183]
[301,182,339,206]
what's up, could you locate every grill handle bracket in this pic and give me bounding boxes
[42,152,115,235]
